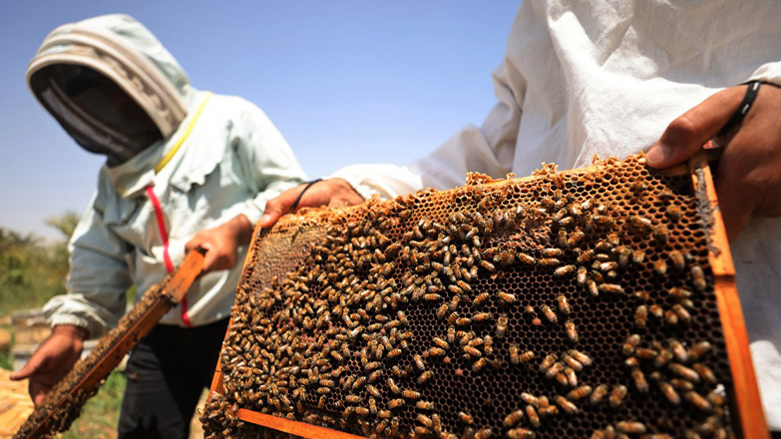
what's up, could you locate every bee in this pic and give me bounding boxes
[564,366,578,386]
[424,293,443,302]
[498,291,517,304]
[659,381,680,405]
[433,337,450,350]
[539,354,558,372]
[484,335,495,356]
[573,266,588,285]
[654,349,674,368]
[504,409,525,427]
[691,265,707,291]
[589,384,609,405]
[654,259,668,276]
[634,305,648,329]
[416,413,433,428]
[689,341,712,360]
[622,334,641,355]
[567,230,586,247]
[410,400,434,413]
[668,250,686,270]
[599,283,624,294]
[473,312,493,322]
[542,248,564,258]
[693,363,716,384]
[446,325,456,344]
[496,314,509,338]
[684,391,713,412]
[562,353,583,371]
[545,361,564,380]
[635,348,658,361]
[378,409,392,419]
[388,399,405,409]
[526,404,541,427]
[368,369,383,383]
[599,261,619,272]
[363,384,380,398]
[472,357,488,373]
[541,305,558,323]
[437,304,450,320]
[474,292,490,306]
[475,428,494,439]
[429,347,446,357]
[413,354,426,371]
[538,258,560,267]
[555,395,579,415]
[565,320,579,343]
[387,377,401,395]
[554,265,577,278]
[587,279,599,297]
[388,348,403,358]
[418,370,433,385]
[667,339,688,363]
[632,368,649,393]
[317,386,331,395]
[673,304,692,324]
[508,344,520,365]
[375,419,389,434]
[345,394,362,404]
[508,428,536,439]
[593,215,614,227]
[464,345,483,357]
[609,385,628,407]
[455,317,472,327]
[668,287,692,300]
[557,295,571,315]
[480,260,496,272]
[567,385,592,400]
[632,249,646,264]
[649,304,664,319]
[616,422,647,434]
[664,310,679,325]
[630,215,652,231]
[669,363,700,382]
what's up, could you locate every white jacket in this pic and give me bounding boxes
[333,0,781,429]
[31,15,307,336]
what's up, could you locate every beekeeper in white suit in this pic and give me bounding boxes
[260,1,781,433]
[11,14,306,438]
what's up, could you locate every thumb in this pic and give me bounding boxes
[10,354,46,381]
[647,86,747,169]
[259,197,290,230]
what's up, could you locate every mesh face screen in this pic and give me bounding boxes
[206,155,736,439]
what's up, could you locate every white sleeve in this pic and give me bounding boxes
[332,60,526,199]
[748,61,781,87]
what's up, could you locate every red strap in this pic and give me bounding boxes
[146,186,193,328]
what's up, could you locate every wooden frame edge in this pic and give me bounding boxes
[689,151,769,439]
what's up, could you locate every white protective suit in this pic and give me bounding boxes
[333,1,781,429]
[27,15,307,337]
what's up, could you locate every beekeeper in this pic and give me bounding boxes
[259,1,781,432]
[10,14,306,439]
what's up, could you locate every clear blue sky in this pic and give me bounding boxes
[0,1,519,239]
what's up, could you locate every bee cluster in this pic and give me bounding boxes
[206,155,735,439]
[14,277,175,439]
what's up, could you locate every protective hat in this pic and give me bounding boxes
[27,14,193,165]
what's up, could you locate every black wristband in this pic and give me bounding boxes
[717,80,761,138]
[290,179,323,211]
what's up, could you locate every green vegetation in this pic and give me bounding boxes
[60,371,127,439]
[0,211,78,316]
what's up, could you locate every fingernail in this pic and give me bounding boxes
[646,143,671,166]
[259,214,271,227]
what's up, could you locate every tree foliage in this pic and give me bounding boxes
[0,211,79,316]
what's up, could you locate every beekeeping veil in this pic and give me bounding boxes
[26,14,193,165]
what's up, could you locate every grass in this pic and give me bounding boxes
[60,371,127,439]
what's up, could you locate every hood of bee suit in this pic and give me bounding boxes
[26,14,194,164]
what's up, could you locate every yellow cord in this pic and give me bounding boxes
[154,92,213,174]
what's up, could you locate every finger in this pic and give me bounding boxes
[647,86,747,169]
[260,193,296,229]
[184,236,201,253]
[10,354,46,381]
[199,243,219,273]
[30,381,50,407]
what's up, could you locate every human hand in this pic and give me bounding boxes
[185,214,252,273]
[258,178,364,229]
[647,82,781,241]
[10,325,87,406]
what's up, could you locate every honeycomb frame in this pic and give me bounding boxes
[205,153,767,439]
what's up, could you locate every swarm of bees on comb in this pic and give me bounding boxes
[14,277,174,439]
[203,154,736,439]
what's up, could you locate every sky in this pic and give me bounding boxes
[0,1,519,240]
